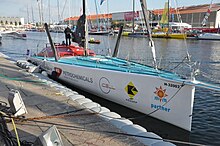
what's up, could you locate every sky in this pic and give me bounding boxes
[0,0,216,23]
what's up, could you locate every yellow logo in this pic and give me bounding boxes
[125,82,138,99]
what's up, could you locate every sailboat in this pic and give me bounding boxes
[196,0,220,41]
[122,0,148,37]
[152,0,187,39]
[88,0,111,35]
[196,32,220,40]
[27,0,220,131]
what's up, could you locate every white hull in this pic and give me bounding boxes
[1,31,27,40]
[29,57,195,131]
[197,33,220,40]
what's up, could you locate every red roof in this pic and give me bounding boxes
[65,14,112,21]
[152,3,220,15]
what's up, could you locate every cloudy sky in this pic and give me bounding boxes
[0,0,214,23]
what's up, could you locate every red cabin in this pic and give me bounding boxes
[37,43,95,57]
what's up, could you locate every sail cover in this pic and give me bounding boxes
[72,14,86,47]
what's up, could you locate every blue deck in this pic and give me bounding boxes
[32,55,220,90]
[35,55,187,82]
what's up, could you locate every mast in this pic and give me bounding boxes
[48,0,51,24]
[140,0,157,69]
[82,0,87,55]
[44,23,59,62]
[41,0,44,24]
[57,0,60,22]
[31,5,35,23]
[94,0,100,31]
[112,25,123,57]
[37,0,42,26]
[26,5,30,24]
[167,0,170,32]
[132,0,135,32]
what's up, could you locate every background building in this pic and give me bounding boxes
[152,3,220,28]
[64,3,220,30]
[0,17,24,26]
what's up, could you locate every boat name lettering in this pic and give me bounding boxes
[151,104,171,112]
[63,71,93,83]
[164,82,182,88]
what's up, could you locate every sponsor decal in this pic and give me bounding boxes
[154,86,168,102]
[151,104,171,112]
[62,71,93,83]
[99,77,115,94]
[54,67,62,77]
[125,82,138,100]
[151,86,171,112]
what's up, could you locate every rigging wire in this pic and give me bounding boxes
[174,0,190,61]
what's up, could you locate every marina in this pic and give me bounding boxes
[0,0,220,145]
[0,28,220,145]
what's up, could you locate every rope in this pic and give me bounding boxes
[11,118,21,146]
[22,111,98,121]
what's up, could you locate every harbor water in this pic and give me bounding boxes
[0,32,220,145]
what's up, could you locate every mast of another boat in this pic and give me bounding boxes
[94,0,100,31]
[167,0,170,33]
[139,0,157,69]
[132,0,135,33]
[82,0,88,56]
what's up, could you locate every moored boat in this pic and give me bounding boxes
[152,0,187,39]
[27,0,220,132]
[0,33,2,44]
[89,30,110,35]
[196,33,220,40]
[88,38,101,44]
[152,32,187,39]
[1,31,27,40]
